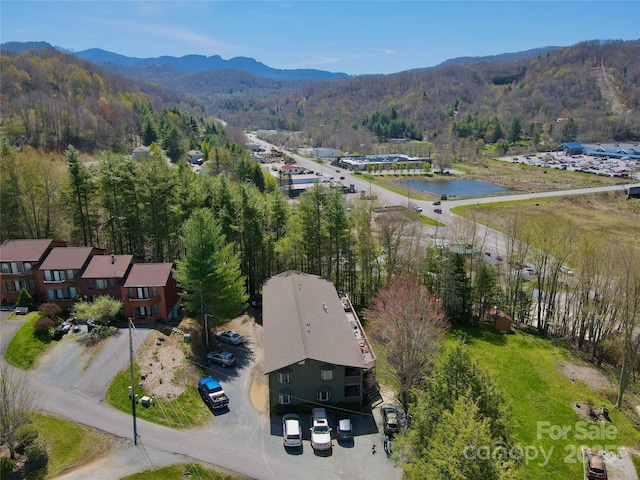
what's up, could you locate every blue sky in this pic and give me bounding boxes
[2,1,639,75]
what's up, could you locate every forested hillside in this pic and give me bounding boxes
[0,47,207,152]
[202,40,640,153]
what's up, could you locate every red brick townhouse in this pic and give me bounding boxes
[79,254,135,300]
[121,263,181,324]
[35,246,105,308]
[0,239,67,304]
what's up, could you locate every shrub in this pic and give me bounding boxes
[38,302,62,319]
[15,423,39,452]
[16,288,33,308]
[0,456,14,477]
[24,439,47,463]
[33,317,53,334]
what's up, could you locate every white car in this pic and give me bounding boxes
[310,408,332,451]
[282,413,302,447]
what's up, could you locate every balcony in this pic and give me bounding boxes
[340,294,376,369]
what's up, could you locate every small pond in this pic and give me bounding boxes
[402,178,514,197]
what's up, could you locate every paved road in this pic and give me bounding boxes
[251,134,639,256]
[1,312,401,480]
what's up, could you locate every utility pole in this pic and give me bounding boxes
[128,317,138,446]
[204,314,212,349]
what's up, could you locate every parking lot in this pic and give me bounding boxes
[497,142,640,181]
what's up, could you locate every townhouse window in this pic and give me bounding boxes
[28,279,35,289]
[66,270,74,280]
[137,287,150,299]
[19,280,27,289]
[11,263,23,274]
[96,279,107,290]
[1,263,9,274]
[44,270,52,281]
[278,390,292,405]
[87,279,94,289]
[109,278,115,288]
[317,388,331,402]
[152,286,158,297]
[128,287,134,298]
[344,385,361,398]
[320,365,335,381]
[133,307,139,315]
[153,304,159,315]
[5,281,15,292]
[24,263,32,273]
[277,368,292,385]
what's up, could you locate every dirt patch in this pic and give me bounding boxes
[557,362,614,392]
[136,317,202,401]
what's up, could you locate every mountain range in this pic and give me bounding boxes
[1,41,563,81]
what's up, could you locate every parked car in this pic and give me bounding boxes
[434,208,442,214]
[413,205,423,212]
[50,328,64,341]
[282,413,303,448]
[584,448,607,479]
[381,403,400,435]
[206,350,236,367]
[340,176,345,180]
[198,377,229,409]
[310,408,332,451]
[15,306,28,315]
[432,201,441,205]
[215,330,244,345]
[336,418,353,443]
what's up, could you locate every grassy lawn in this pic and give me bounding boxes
[30,412,113,478]
[453,190,640,250]
[105,367,211,429]
[4,312,51,369]
[120,463,245,480]
[452,326,640,480]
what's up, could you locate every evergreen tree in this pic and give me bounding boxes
[174,209,247,328]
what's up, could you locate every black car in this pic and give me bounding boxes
[381,403,401,435]
[434,208,442,214]
[336,418,353,443]
[50,328,64,341]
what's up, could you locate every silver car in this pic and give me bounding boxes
[282,413,302,448]
[206,350,236,367]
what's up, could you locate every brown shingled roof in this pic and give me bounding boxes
[122,263,173,287]
[39,247,97,270]
[82,255,134,279]
[0,239,59,262]
[263,271,367,373]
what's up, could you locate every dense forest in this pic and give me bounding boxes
[0,48,208,152]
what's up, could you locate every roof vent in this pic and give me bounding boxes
[111,254,115,264]
[323,303,328,313]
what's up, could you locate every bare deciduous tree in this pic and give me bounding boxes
[0,363,36,459]
[364,273,450,408]
[613,245,640,409]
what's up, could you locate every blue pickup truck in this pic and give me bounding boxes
[198,377,229,409]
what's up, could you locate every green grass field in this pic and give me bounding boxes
[105,367,211,429]
[455,326,639,480]
[120,463,244,480]
[5,312,51,369]
[30,412,113,478]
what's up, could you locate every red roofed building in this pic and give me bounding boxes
[80,254,135,300]
[0,239,67,304]
[121,263,180,324]
[35,246,104,307]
